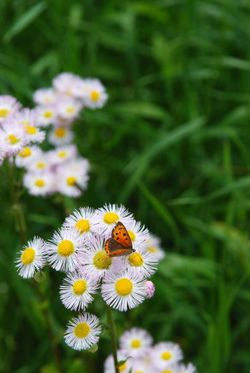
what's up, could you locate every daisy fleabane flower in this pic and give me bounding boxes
[16,237,46,278]
[15,145,42,168]
[46,228,84,272]
[80,78,108,109]
[64,313,101,351]
[125,246,158,278]
[92,204,133,236]
[33,88,58,106]
[63,207,96,237]
[23,171,54,196]
[101,270,146,311]
[77,235,112,280]
[151,342,183,371]
[60,271,99,311]
[48,126,73,146]
[119,328,153,358]
[53,72,79,96]
[0,95,20,122]
[56,159,89,197]
[104,351,132,373]
[178,363,197,373]
[0,119,26,156]
[125,219,149,248]
[144,234,165,261]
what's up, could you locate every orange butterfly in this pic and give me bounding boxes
[105,221,135,257]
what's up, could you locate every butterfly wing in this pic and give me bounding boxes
[105,237,134,257]
[112,221,133,248]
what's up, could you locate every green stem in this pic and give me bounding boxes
[106,306,119,373]
[7,160,62,372]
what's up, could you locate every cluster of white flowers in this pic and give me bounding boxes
[104,327,197,373]
[0,72,108,197]
[16,204,165,350]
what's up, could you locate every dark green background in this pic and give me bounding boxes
[0,1,250,372]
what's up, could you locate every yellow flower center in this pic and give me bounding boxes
[162,371,172,373]
[72,279,87,295]
[74,322,91,338]
[0,108,10,118]
[66,106,75,114]
[128,252,143,267]
[103,212,119,224]
[147,246,158,254]
[8,134,20,145]
[66,176,77,186]
[93,250,111,270]
[36,161,46,169]
[35,179,45,187]
[161,351,172,361]
[115,278,133,296]
[43,110,53,119]
[58,151,66,158]
[19,147,31,158]
[21,247,35,265]
[55,127,66,138]
[128,230,136,241]
[24,125,37,135]
[57,240,74,257]
[75,219,90,233]
[118,363,127,372]
[90,90,101,102]
[131,339,141,349]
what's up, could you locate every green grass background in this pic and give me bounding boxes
[0,0,250,372]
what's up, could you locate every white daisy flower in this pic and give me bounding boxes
[48,126,73,146]
[28,152,52,173]
[46,228,83,272]
[53,72,79,96]
[48,145,77,165]
[60,272,99,311]
[0,119,26,156]
[56,97,82,121]
[23,171,54,196]
[104,351,132,373]
[56,160,89,197]
[35,105,57,127]
[178,363,197,373]
[151,342,183,371]
[93,204,133,236]
[33,88,57,106]
[77,235,112,280]
[0,95,20,122]
[15,145,42,168]
[124,219,149,249]
[14,109,45,144]
[101,270,146,311]
[130,358,152,373]
[16,237,46,278]
[81,79,108,109]
[144,234,165,261]
[63,207,96,236]
[64,313,101,351]
[125,247,158,279]
[119,327,153,358]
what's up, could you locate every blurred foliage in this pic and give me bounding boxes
[1,0,250,372]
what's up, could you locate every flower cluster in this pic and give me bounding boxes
[1,72,108,197]
[104,327,197,373]
[16,204,164,350]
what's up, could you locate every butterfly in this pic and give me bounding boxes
[104,221,135,257]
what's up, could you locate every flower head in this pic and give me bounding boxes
[64,313,101,350]
[16,237,46,278]
[119,327,153,358]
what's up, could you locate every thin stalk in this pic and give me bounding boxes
[6,160,62,372]
[106,306,119,373]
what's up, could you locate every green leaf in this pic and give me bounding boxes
[4,2,47,42]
